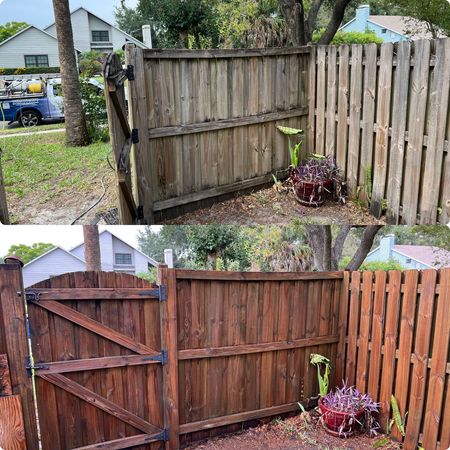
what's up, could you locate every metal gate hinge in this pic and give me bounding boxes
[160,428,169,442]
[143,349,168,365]
[126,64,135,81]
[25,356,49,377]
[131,128,139,144]
[158,285,167,302]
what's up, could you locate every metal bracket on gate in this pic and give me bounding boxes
[131,128,139,144]
[136,205,144,220]
[109,64,135,87]
[23,290,42,302]
[143,349,168,365]
[25,356,49,377]
[125,64,135,81]
[159,428,169,442]
[147,285,167,302]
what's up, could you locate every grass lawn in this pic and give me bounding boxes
[0,122,65,135]
[1,131,116,223]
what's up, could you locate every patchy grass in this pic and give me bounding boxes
[1,132,116,224]
[0,122,65,135]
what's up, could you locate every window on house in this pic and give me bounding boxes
[381,28,387,34]
[92,30,110,42]
[115,253,132,265]
[24,55,49,68]
[148,263,153,270]
[406,258,412,263]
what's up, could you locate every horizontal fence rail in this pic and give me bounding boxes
[308,38,450,225]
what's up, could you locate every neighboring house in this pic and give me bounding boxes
[22,229,158,287]
[0,7,148,69]
[365,235,450,270]
[340,5,445,42]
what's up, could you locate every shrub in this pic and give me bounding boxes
[136,268,157,284]
[78,50,105,77]
[79,76,108,142]
[313,29,383,45]
[0,67,60,75]
[339,256,405,271]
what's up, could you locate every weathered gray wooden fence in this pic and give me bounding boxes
[307,38,450,225]
[117,46,310,223]
[106,38,450,225]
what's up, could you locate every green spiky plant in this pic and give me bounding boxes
[390,395,407,437]
[276,125,304,168]
[310,353,331,397]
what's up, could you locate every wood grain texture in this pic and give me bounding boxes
[0,395,26,450]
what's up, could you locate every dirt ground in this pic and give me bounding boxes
[162,183,385,225]
[184,412,399,450]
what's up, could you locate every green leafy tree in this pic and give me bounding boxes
[115,0,219,48]
[0,22,28,43]
[6,243,55,264]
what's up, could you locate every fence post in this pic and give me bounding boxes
[0,264,39,449]
[0,152,10,224]
[159,267,180,450]
[126,45,154,224]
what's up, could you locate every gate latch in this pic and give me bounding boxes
[25,356,49,377]
[143,350,168,365]
[24,290,42,302]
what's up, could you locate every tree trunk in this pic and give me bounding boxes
[83,225,101,271]
[317,0,353,44]
[278,0,306,45]
[345,226,383,271]
[52,0,89,147]
[305,225,383,272]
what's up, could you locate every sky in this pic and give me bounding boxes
[0,225,161,257]
[0,0,138,28]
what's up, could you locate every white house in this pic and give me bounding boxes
[0,7,148,69]
[22,229,159,287]
[365,235,450,270]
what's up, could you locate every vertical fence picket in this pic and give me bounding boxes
[420,38,450,223]
[378,270,401,430]
[336,45,349,173]
[347,45,363,196]
[367,271,387,400]
[370,43,393,218]
[306,46,316,154]
[315,46,326,156]
[336,271,350,385]
[345,272,360,385]
[404,270,437,448]
[386,41,411,224]
[402,39,431,224]
[422,268,450,449]
[325,46,337,157]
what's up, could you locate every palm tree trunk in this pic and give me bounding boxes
[52,0,89,146]
[83,225,101,271]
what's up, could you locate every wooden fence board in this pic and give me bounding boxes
[370,43,393,217]
[336,45,349,172]
[0,395,26,450]
[422,269,450,449]
[402,39,431,224]
[325,46,337,157]
[386,41,411,223]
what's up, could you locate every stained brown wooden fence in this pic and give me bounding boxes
[308,38,450,225]
[339,268,450,450]
[1,265,449,450]
[105,47,310,223]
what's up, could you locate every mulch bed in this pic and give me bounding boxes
[184,411,399,450]
[162,182,385,225]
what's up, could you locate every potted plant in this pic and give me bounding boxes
[276,125,346,206]
[319,384,379,437]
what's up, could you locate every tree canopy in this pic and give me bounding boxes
[6,243,55,265]
[0,21,29,43]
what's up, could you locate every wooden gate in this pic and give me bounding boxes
[25,271,174,450]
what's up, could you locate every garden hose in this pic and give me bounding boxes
[71,175,107,225]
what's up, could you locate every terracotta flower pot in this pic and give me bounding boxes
[319,396,364,437]
[293,179,333,206]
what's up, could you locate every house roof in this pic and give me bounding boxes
[23,245,86,268]
[367,16,444,40]
[392,245,450,269]
[69,229,159,267]
[0,25,82,52]
[44,6,148,49]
